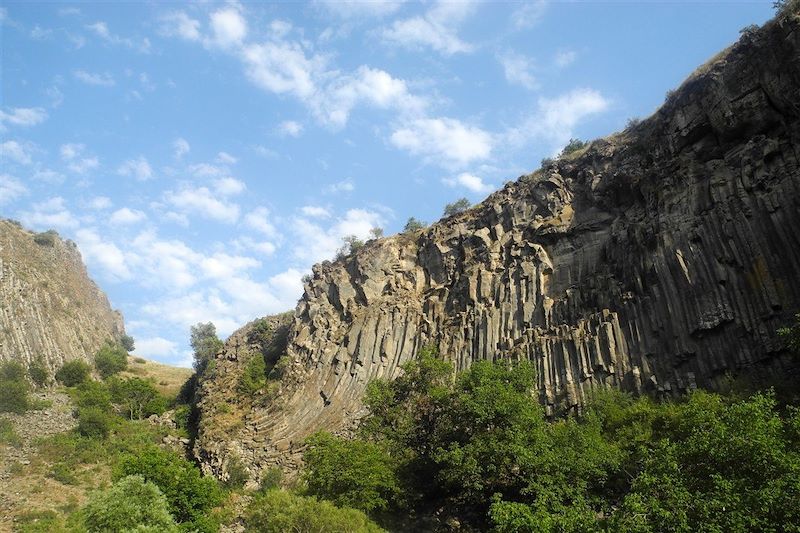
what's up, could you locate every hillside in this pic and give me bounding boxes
[0,220,125,373]
[194,12,800,484]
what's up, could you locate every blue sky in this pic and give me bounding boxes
[1,1,775,366]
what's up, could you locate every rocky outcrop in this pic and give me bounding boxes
[197,13,800,481]
[0,220,125,373]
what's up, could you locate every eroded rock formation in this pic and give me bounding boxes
[196,13,800,481]
[0,220,125,373]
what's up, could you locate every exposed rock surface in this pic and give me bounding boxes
[0,220,125,373]
[197,13,800,481]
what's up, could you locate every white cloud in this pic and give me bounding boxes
[75,227,132,280]
[188,163,225,178]
[173,137,190,159]
[117,156,153,181]
[129,229,202,289]
[0,107,48,128]
[241,40,319,100]
[134,337,180,360]
[0,174,27,204]
[73,70,115,87]
[292,208,384,263]
[0,140,33,165]
[244,206,276,236]
[20,197,79,230]
[165,185,240,223]
[555,49,577,68]
[109,207,147,225]
[325,178,355,194]
[86,20,150,52]
[512,0,547,30]
[200,252,260,280]
[231,236,276,256]
[214,177,246,196]
[443,172,493,194]
[209,8,247,48]
[381,0,477,56]
[61,143,99,174]
[45,86,64,108]
[278,120,303,137]
[390,117,493,169]
[269,268,304,304]
[160,11,201,41]
[499,51,537,90]
[300,205,330,218]
[315,0,405,18]
[507,88,610,150]
[33,169,65,184]
[216,151,237,164]
[89,196,112,210]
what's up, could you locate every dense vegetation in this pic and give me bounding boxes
[302,346,800,531]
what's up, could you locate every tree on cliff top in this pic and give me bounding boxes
[190,322,223,374]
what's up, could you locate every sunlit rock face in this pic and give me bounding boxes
[196,14,800,481]
[0,220,125,373]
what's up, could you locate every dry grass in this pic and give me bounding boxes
[119,356,193,398]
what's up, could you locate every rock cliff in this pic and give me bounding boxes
[0,220,125,373]
[196,13,800,481]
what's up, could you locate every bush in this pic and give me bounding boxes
[74,380,113,411]
[109,377,165,420]
[95,343,129,379]
[369,227,384,239]
[48,462,80,485]
[114,446,223,529]
[239,353,267,395]
[27,360,50,388]
[33,230,59,247]
[119,334,135,352]
[77,407,113,439]
[0,361,26,381]
[245,489,384,533]
[82,475,178,532]
[559,138,587,156]
[335,235,365,260]
[224,454,250,489]
[0,418,20,446]
[56,360,91,387]
[443,198,471,217]
[304,431,400,514]
[190,323,223,374]
[0,379,30,413]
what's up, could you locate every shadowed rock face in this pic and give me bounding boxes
[196,13,800,479]
[0,221,125,372]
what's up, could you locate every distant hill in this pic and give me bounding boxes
[0,219,125,373]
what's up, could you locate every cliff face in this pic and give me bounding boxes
[0,220,125,373]
[196,14,800,480]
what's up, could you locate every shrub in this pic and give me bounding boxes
[249,319,273,344]
[27,360,49,388]
[560,138,587,156]
[74,380,113,411]
[0,379,30,413]
[304,431,400,513]
[55,360,91,387]
[402,217,426,233]
[114,446,223,529]
[369,227,384,239]
[443,198,471,217]
[541,157,554,168]
[48,462,80,485]
[239,353,267,395]
[109,377,167,420]
[224,454,250,489]
[77,407,113,439]
[82,475,178,532]
[0,361,26,381]
[335,235,365,260]
[0,418,20,446]
[245,489,384,533]
[95,343,129,379]
[33,230,59,247]
[259,467,283,491]
[119,334,135,352]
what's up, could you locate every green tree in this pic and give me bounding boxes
[114,445,223,530]
[55,360,91,387]
[245,489,384,533]
[73,380,113,411]
[559,138,587,156]
[369,227,384,239]
[402,217,426,233]
[82,474,178,532]
[119,334,136,352]
[95,342,129,379]
[0,379,30,413]
[443,198,471,217]
[336,235,365,260]
[109,377,165,420]
[303,431,400,514]
[190,322,223,374]
[0,361,26,381]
